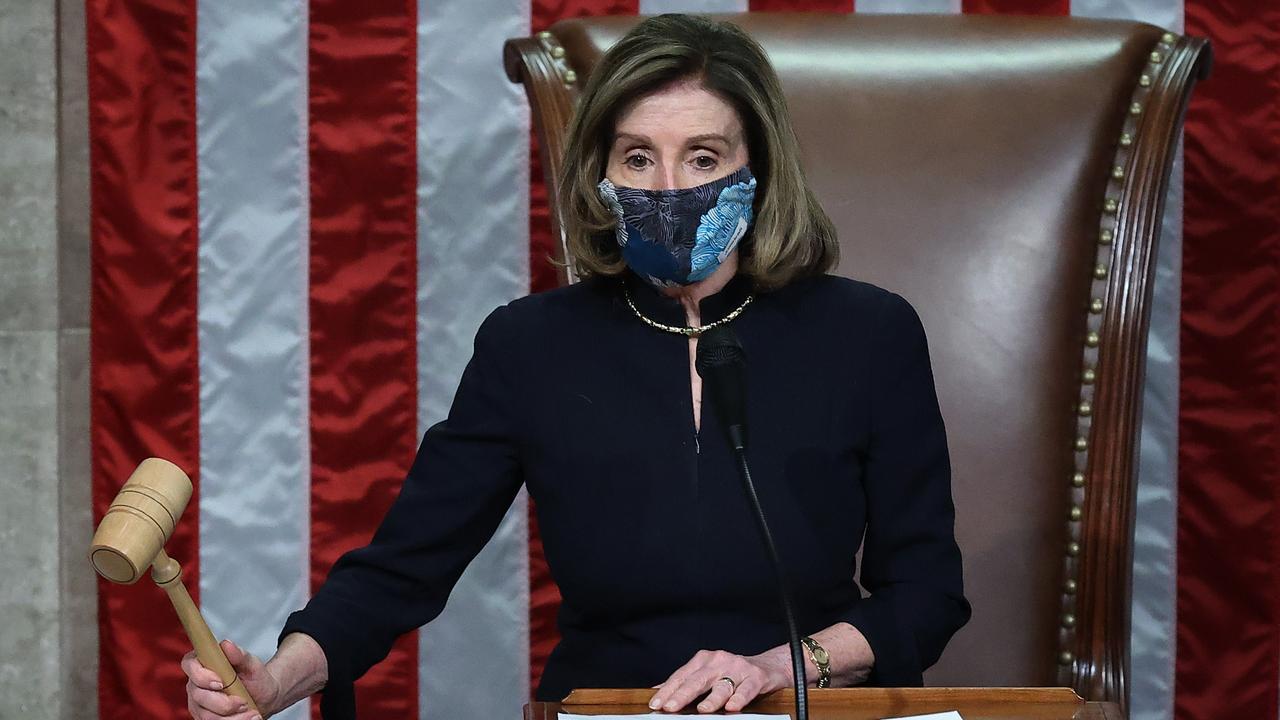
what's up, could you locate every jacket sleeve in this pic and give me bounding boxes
[278,304,525,718]
[839,292,971,686]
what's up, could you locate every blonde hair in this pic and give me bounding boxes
[557,13,839,289]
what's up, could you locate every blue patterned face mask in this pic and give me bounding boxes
[598,165,756,287]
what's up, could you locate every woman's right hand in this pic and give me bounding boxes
[183,639,281,720]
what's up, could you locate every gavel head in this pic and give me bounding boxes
[89,458,193,584]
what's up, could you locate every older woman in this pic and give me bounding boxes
[183,13,969,720]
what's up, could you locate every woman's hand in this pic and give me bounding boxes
[182,639,281,720]
[648,649,793,714]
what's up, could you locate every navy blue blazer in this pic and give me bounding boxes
[281,272,970,717]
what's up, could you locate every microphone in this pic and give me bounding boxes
[695,326,809,720]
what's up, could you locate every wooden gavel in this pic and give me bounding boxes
[89,458,260,713]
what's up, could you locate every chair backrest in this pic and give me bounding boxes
[505,13,1209,708]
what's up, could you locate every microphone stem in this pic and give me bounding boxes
[732,444,809,720]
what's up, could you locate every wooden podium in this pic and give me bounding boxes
[526,688,1123,719]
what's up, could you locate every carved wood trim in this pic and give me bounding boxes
[529,681,1111,712]
[540,687,1119,718]
[504,31,580,286]
[562,686,1086,708]
[1054,32,1212,711]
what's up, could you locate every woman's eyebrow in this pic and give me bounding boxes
[685,133,733,148]
[614,132,653,146]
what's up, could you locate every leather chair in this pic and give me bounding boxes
[504,14,1210,710]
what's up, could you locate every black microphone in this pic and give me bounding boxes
[695,325,809,720]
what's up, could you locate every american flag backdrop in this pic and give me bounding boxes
[85,0,1278,719]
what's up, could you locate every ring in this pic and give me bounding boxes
[718,676,737,693]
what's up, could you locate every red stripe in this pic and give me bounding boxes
[528,0,649,294]
[961,0,1066,14]
[87,1,202,717]
[528,0,639,697]
[308,2,420,717]
[749,0,854,11]
[529,0,640,294]
[529,136,560,296]
[1177,1,1280,718]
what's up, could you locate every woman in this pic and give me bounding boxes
[183,13,969,719]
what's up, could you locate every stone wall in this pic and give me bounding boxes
[0,1,97,717]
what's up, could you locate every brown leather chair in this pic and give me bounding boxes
[505,14,1210,710]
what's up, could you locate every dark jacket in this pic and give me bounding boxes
[281,272,970,718]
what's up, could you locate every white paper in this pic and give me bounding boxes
[558,715,788,720]
[558,710,960,720]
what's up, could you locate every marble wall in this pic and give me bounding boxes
[0,0,97,717]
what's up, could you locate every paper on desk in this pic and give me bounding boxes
[560,707,962,712]
[558,715,787,720]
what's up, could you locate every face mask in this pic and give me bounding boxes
[598,165,756,287]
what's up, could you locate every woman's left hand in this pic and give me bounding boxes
[648,649,792,714]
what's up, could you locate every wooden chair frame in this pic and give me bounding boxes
[504,17,1211,709]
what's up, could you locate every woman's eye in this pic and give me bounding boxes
[624,155,651,170]
[691,155,717,170]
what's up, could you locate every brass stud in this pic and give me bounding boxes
[1104,198,1119,214]
[1065,578,1078,594]
[1070,505,1083,521]
[1079,401,1093,417]
[1059,651,1075,665]
[551,46,566,59]
[1100,229,1114,245]
[1130,102,1143,115]
[1094,264,1109,280]
[1112,164,1126,179]
[1151,50,1164,63]
[1162,32,1176,44]
[1072,472,1086,488]
[1075,436,1089,452]
[1086,331,1100,348]
[1067,541,1081,557]
[1120,133,1134,147]
[563,69,578,84]
[537,30,552,40]
[1082,368,1096,384]
[1063,613,1077,628]
[1090,298,1104,314]
[1139,74,1152,88]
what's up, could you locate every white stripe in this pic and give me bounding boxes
[1071,3,1183,719]
[195,2,311,719]
[416,1,531,718]
[1071,0,1182,28]
[1129,143,1182,720]
[856,0,961,13]
[640,0,749,13]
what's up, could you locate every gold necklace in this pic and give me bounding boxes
[623,285,754,337]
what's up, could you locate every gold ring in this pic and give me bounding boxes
[718,676,737,693]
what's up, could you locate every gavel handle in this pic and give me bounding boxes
[152,549,261,714]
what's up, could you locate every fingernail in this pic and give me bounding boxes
[211,681,224,690]
[238,703,248,712]
[648,697,660,709]
[664,701,678,712]
[252,716,262,720]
